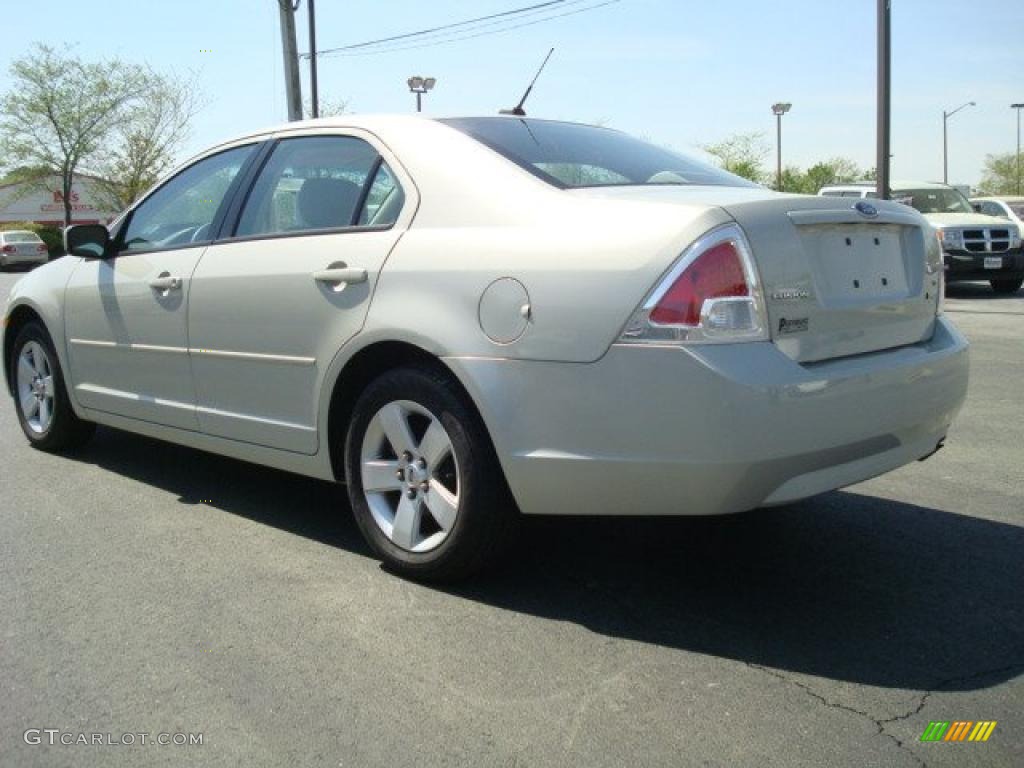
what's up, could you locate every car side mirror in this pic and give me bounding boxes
[65,224,110,259]
[971,203,982,213]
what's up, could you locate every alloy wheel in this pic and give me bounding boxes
[359,400,460,553]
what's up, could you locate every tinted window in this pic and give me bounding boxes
[236,136,380,237]
[440,117,757,189]
[121,145,255,252]
[1010,204,1024,218]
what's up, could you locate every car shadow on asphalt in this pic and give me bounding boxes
[73,426,1023,693]
[946,282,1023,302]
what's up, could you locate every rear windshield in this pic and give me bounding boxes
[1010,204,1024,218]
[439,117,757,189]
[2,231,41,243]
[893,188,973,214]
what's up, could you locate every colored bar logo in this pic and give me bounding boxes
[920,721,997,742]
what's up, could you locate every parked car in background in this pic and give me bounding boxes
[821,181,1024,294]
[0,230,49,270]
[3,116,969,580]
[972,196,1024,231]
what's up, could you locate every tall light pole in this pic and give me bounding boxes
[942,101,975,185]
[407,76,437,113]
[1012,103,1024,195]
[771,102,791,191]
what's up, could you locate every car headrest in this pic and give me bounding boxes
[296,177,361,230]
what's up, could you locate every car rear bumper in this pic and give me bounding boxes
[0,253,48,266]
[944,248,1024,282]
[445,316,969,516]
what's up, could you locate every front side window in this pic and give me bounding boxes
[120,145,255,253]
[236,136,386,237]
[439,117,757,189]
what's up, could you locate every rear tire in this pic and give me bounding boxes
[344,365,517,581]
[11,322,95,451]
[991,278,1023,295]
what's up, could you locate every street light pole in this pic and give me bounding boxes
[1012,103,1024,195]
[942,101,975,185]
[771,102,791,192]
[277,0,303,121]
[407,76,437,113]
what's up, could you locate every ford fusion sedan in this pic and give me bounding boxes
[3,116,969,580]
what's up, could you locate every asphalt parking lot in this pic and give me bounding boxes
[1,268,1021,768]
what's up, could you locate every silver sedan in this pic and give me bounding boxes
[2,116,969,580]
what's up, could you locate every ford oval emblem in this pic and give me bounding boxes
[854,200,878,217]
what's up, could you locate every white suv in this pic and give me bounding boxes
[820,182,1024,294]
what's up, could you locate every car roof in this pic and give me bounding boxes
[204,114,604,152]
[971,195,1024,202]
[0,230,37,237]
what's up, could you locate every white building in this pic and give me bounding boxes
[0,174,118,227]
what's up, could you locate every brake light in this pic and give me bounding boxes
[619,223,768,345]
[2,245,16,253]
[36,244,47,253]
[649,241,748,326]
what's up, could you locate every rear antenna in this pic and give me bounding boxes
[500,47,554,116]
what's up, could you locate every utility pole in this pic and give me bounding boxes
[308,0,319,118]
[876,0,891,200]
[278,0,303,121]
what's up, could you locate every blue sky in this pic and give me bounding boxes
[2,0,1021,185]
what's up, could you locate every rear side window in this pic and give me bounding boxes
[236,136,393,237]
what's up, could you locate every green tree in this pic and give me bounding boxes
[0,44,148,225]
[701,132,769,184]
[91,71,203,213]
[979,151,1024,195]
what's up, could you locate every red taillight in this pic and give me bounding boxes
[1,245,16,253]
[37,244,47,253]
[649,241,748,326]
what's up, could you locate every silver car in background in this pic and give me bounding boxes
[2,116,969,580]
[0,230,49,270]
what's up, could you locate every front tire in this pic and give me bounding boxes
[11,322,95,451]
[991,278,1023,295]
[344,365,516,581]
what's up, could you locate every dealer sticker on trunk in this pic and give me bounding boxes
[778,317,809,335]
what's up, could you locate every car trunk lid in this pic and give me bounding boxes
[721,197,941,363]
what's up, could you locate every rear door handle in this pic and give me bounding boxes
[313,264,368,286]
[149,274,182,291]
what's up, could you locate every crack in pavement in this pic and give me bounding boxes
[746,660,1024,768]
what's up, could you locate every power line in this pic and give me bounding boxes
[313,0,569,57]
[314,0,593,57]
[316,0,622,58]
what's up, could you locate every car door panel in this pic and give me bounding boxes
[187,132,410,454]
[62,142,259,430]
[64,250,203,429]
[188,230,402,453]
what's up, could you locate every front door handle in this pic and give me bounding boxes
[313,263,368,287]
[149,274,182,291]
